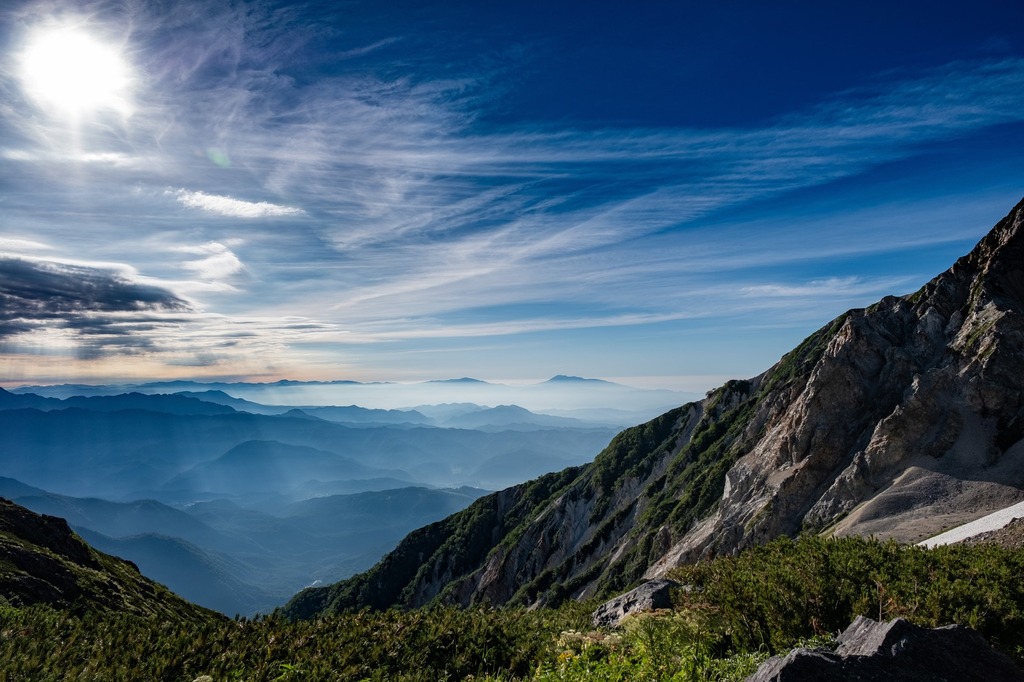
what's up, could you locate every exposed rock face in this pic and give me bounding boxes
[591,579,678,628]
[746,615,1024,682]
[286,197,1024,617]
[652,195,1024,569]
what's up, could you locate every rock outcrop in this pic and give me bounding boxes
[286,196,1024,617]
[746,615,1024,681]
[590,579,678,628]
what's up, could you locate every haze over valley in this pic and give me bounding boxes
[0,377,666,614]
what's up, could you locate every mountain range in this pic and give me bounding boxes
[0,475,487,614]
[5,197,1024,622]
[284,196,1024,617]
[9,376,689,425]
[0,399,615,499]
[0,386,619,614]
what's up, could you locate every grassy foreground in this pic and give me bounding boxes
[2,535,1023,680]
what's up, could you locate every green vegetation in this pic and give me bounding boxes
[584,380,759,597]
[0,498,213,623]
[671,535,1024,658]
[0,598,766,681]
[5,535,1024,680]
[589,406,690,508]
[759,312,848,395]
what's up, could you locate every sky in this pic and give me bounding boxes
[2,0,1024,391]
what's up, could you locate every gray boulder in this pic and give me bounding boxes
[591,579,678,628]
[746,615,1024,681]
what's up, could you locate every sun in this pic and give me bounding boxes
[20,25,134,119]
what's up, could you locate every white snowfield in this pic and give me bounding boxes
[918,500,1024,548]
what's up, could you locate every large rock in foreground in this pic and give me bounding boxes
[591,579,678,628]
[747,615,1024,682]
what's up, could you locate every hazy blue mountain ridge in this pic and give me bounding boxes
[1,475,487,615]
[163,440,414,497]
[0,388,237,415]
[9,378,688,426]
[0,407,615,498]
[0,377,661,614]
[75,528,279,616]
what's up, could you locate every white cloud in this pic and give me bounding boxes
[343,311,699,342]
[2,149,142,167]
[177,241,244,280]
[1,149,37,161]
[0,237,52,253]
[739,277,901,298]
[335,37,402,60]
[173,189,305,218]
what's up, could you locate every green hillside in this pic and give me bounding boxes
[0,497,216,622]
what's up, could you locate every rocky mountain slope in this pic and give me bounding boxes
[285,196,1024,618]
[0,497,215,621]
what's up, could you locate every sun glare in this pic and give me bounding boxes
[20,25,133,119]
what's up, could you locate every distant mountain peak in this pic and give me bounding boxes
[488,404,531,413]
[427,377,489,384]
[544,375,613,384]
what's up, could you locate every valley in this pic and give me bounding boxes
[0,378,658,614]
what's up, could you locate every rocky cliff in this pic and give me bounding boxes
[285,196,1024,618]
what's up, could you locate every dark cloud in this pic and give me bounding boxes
[0,257,193,355]
[0,257,189,314]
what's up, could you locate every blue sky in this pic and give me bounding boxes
[1,0,1024,390]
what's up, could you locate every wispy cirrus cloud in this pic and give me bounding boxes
[2,0,1024,382]
[334,37,402,60]
[0,237,52,253]
[185,54,1024,337]
[172,189,305,218]
[740,276,916,299]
